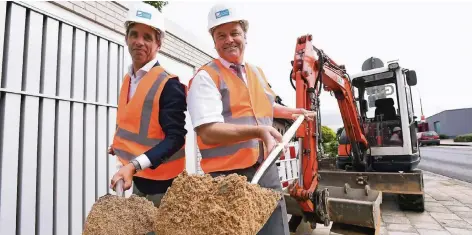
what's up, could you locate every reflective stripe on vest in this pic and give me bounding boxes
[112,66,185,180]
[192,59,274,173]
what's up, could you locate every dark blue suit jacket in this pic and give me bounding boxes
[132,64,187,195]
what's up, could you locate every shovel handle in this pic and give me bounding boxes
[115,179,125,197]
[251,115,305,184]
[115,159,125,197]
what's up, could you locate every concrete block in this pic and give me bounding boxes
[445,227,472,235]
[417,229,451,235]
[383,215,411,224]
[430,212,463,221]
[437,219,472,229]
[387,223,417,233]
[412,222,443,230]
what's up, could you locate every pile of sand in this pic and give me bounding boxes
[83,194,158,235]
[154,171,281,235]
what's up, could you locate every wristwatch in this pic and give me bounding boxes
[129,159,142,172]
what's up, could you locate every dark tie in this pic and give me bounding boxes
[230,64,244,80]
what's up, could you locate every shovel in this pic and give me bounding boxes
[82,159,157,235]
[114,161,125,197]
[251,115,305,184]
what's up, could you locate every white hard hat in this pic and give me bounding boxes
[393,127,401,132]
[125,2,166,40]
[207,4,248,35]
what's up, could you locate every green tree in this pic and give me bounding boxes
[321,126,336,143]
[143,1,168,12]
[321,126,338,158]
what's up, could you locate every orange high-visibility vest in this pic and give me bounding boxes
[189,59,276,173]
[112,65,186,181]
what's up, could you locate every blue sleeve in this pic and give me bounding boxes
[144,77,187,169]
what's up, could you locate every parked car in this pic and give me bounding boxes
[417,131,440,146]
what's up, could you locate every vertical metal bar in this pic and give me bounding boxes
[0,1,7,86]
[108,43,118,106]
[85,34,97,102]
[97,38,108,104]
[70,103,84,235]
[37,99,56,235]
[71,28,86,100]
[107,108,117,194]
[57,23,73,98]
[0,4,25,235]
[41,18,59,96]
[96,106,108,198]
[54,21,73,235]
[83,104,96,219]
[18,10,43,235]
[71,28,85,235]
[54,100,70,235]
[118,46,123,101]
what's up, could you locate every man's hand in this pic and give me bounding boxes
[108,146,115,156]
[292,108,316,121]
[259,125,283,154]
[110,163,135,191]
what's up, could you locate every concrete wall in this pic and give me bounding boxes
[426,108,472,137]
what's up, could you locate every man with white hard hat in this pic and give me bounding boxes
[187,3,315,235]
[109,2,187,213]
[390,126,403,144]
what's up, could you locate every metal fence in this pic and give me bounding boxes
[0,2,124,234]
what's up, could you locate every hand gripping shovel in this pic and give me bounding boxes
[82,160,158,235]
[251,115,305,185]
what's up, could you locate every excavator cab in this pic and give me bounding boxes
[340,59,420,172]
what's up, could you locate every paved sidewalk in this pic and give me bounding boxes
[440,139,472,146]
[293,171,472,235]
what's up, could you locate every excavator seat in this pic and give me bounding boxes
[374,98,396,121]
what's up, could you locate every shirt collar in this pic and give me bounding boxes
[128,56,160,78]
[218,57,245,70]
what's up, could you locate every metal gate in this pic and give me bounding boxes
[0,2,125,235]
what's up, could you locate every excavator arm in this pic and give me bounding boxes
[286,35,382,233]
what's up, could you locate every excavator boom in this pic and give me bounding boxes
[285,35,383,234]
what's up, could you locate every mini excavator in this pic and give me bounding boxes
[281,34,425,234]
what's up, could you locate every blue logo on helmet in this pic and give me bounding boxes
[136,10,152,19]
[215,9,230,19]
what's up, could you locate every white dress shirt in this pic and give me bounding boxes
[127,56,159,101]
[125,56,160,170]
[187,57,275,129]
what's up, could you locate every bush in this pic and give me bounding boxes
[454,133,472,142]
[323,141,339,158]
[439,134,448,139]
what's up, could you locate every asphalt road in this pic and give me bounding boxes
[418,145,472,183]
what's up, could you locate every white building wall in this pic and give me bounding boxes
[0,1,214,234]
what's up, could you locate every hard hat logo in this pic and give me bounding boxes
[125,2,166,40]
[207,4,248,34]
[136,10,152,20]
[215,9,230,19]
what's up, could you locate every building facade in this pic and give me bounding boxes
[426,108,472,137]
[0,1,215,234]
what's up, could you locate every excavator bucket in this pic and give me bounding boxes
[269,117,383,234]
[284,184,382,235]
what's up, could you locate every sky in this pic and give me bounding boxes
[161,0,472,130]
